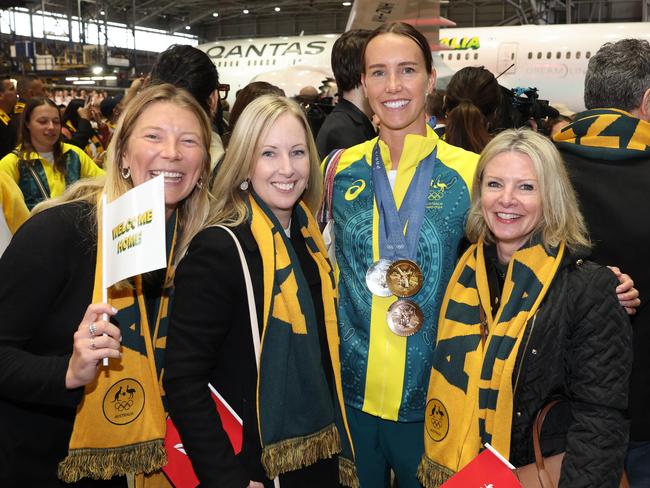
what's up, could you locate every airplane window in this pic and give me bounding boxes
[546,52,551,59]
[511,53,515,60]
[586,51,591,59]
[576,51,581,59]
[448,53,453,60]
[465,52,469,60]
[528,52,532,59]
[273,59,276,65]
[556,52,561,59]
[474,53,478,60]
[537,52,542,59]
[566,52,571,59]
[456,53,461,60]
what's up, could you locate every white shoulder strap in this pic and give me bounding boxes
[216,225,261,371]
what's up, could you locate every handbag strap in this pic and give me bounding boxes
[216,225,261,370]
[532,399,561,472]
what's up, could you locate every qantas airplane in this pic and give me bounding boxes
[198,0,650,112]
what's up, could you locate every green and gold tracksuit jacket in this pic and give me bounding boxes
[324,127,478,422]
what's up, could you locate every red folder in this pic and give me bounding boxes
[163,384,243,488]
[441,448,522,487]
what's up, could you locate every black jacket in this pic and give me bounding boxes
[316,98,376,160]
[0,201,125,487]
[503,252,632,487]
[559,142,650,441]
[164,222,337,488]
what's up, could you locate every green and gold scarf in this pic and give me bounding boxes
[553,108,650,160]
[58,200,177,483]
[418,238,564,487]
[249,193,358,487]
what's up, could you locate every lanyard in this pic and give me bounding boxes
[372,143,437,261]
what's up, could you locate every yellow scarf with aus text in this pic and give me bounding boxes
[418,239,564,487]
[58,198,177,484]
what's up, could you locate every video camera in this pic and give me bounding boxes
[496,86,559,135]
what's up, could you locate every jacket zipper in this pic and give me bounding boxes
[513,310,539,398]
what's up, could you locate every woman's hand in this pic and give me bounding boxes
[608,266,641,315]
[65,303,122,389]
[246,482,264,488]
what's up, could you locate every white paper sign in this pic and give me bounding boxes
[0,205,12,259]
[102,175,166,289]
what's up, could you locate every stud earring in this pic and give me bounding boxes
[120,166,131,179]
[196,177,204,190]
[239,179,249,191]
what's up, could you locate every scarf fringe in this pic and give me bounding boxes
[261,423,342,479]
[417,454,455,488]
[57,439,167,482]
[339,456,360,488]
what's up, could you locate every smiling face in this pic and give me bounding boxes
[122,101,205,218]
[481,151,543,263]
[249,112,310,228]
[27,104,61,153]
[361,33,435,139]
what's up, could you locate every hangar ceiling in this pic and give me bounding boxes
[13,0,649,44]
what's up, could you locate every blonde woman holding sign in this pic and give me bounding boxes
[0,83,211,487]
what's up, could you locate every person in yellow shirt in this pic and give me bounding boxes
[0,97,104,209]
[0,171,29,257]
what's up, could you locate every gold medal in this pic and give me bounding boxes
[386,259,423,297]
[387,299,424,336]
[366,259,392,297]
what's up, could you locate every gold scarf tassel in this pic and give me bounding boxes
[261,423,342,479]
[417,455,455,488]
[57,439,166,482]
[339,456,360,488]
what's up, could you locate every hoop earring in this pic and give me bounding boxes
[196,177,204,190]
[239,179,249,191]
[120,166,131,179]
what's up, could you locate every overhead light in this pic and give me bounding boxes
[212,12,219,17]
[243,9,249,14]
[65,76,79,81]
[185,25,191,30]
[91,65,103,75]
[342,1,351,5]
[73,80,96,85]
[99,10,105,15]
[274,6,281,11]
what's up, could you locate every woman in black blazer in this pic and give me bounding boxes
[164,95,358,488]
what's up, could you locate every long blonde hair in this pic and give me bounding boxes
[34,83,212,284]
[465,128,590,252]
[209,94,323,226]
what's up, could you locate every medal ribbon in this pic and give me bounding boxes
[372,143,437,261]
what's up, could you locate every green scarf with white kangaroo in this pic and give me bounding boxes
[248,192,358,487]
[418,238,564,487]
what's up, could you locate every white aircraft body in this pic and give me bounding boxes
[199,22,650,112]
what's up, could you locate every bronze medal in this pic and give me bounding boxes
[387,299,424,336]
[366,259,392,297]
[386,259,423,297]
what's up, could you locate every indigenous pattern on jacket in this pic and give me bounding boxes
[326,127,478,421]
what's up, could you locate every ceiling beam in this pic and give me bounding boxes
[134,1,176,26]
